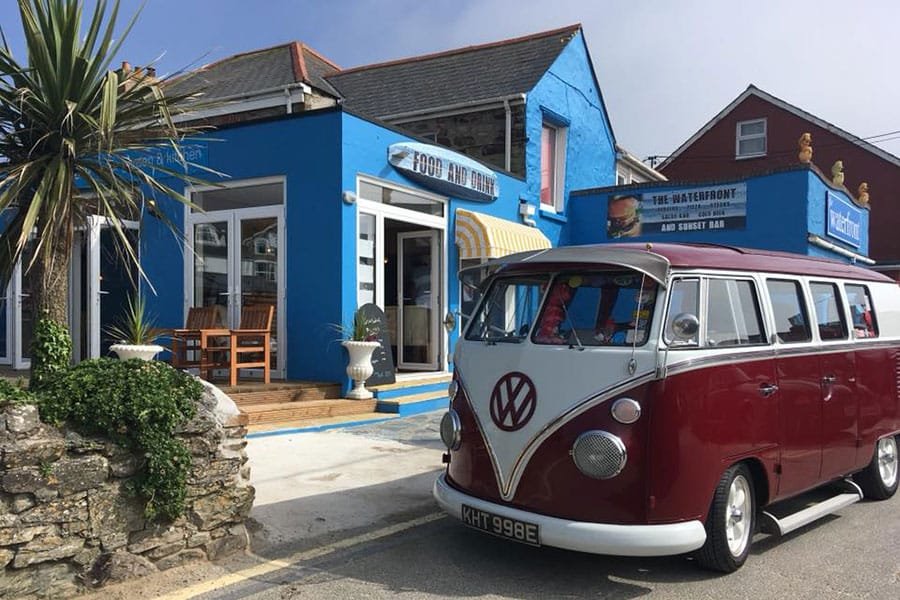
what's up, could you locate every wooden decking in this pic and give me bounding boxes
[220,380,380,427]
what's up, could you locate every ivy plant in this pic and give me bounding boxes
[29,318,72,392]
[39,359,203,521]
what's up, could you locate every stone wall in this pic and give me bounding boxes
[0,384,254,598]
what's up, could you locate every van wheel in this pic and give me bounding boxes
[696,463,755,573]
[854,436,899,500]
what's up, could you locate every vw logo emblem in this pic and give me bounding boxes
[489,372,537,431]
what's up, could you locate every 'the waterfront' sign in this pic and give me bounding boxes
[826,191,862,248]
[607,183,747,238]
[388,142,499,202]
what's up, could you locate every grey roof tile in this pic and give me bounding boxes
[326,25,581,117]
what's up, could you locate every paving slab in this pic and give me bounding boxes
[246,412,445,555]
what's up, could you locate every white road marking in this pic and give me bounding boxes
[155,512,446,600]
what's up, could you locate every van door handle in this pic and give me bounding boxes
[821,375,836,385]
[759,383,779,397]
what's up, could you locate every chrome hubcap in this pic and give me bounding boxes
[877,437,898,488]
[726,475,752,557]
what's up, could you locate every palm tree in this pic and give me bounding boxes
[0,0,209,381]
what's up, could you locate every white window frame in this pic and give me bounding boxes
[735,118,767,159]
[540,122,568,213]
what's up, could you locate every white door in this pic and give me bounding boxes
[85,216,140,359]
[397,230,440,371]
[0,262,35,369]
[188,207,284,378]
[0,277,10,365]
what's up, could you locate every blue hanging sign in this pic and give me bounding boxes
[826,191,862,248]
[388,142,499,202]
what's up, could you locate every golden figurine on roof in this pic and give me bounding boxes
[798,133,813,163]
[858,182,870,206]
[831,160,844,187]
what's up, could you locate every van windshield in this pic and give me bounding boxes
[533,272,657,347]
[465,275,550,343]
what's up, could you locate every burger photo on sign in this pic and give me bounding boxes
[607,195,642,238]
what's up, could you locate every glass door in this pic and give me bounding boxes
[6,258,36,370]
[397,230,440,370]
[238,215,279,371]
[192,218,232,334]
[83,217,140,359]
[188,207,283,378]
[0,281,10,365]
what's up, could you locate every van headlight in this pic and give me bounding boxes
[610,398,641,424]
[440,409,462,450]
[571,431,626,479]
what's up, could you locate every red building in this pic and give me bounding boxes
[659,85,900,273]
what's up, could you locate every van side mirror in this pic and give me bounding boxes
[671,313,700,340]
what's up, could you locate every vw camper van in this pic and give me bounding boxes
[434,243,900,572]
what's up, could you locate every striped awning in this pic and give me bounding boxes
[455,208,551,260]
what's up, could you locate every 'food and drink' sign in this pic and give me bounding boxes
[388,142,499,202]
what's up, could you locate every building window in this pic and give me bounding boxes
[616,170,628,186]
[540,122,567,212]
[735,118,767,158]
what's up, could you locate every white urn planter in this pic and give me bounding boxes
[109,343,165,361]
[342,340,380,400]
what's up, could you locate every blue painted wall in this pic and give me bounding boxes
[806,171,869,256]
[526,31,617,246]
[567,167,870,262]
[142,110,344,383]
[340,112,532,374]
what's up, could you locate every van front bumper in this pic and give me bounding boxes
[433,473,706,557]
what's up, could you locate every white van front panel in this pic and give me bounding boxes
[454,340,658,500]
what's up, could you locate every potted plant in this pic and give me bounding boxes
[337,309,381,400]
[106,293,165,361]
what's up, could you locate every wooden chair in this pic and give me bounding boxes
[170,306,223,370]
[200,304,274,386]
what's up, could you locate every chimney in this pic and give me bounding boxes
[121,61,132,75]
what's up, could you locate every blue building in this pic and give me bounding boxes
[568,164,871,265]
[2,25,871,397]
[126,25,614,386]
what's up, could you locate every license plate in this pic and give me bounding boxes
[461,504,540,546]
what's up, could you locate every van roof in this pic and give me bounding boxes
[497,243,892,284]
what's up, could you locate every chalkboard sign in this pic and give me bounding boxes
[359,303,396,386]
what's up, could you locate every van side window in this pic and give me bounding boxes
[809,282,848,341]
[844,284,878,339]
[706,279,766,346]
[665,278,700,346]
[765,279,811,343]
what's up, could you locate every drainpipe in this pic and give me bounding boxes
[284,87,293,114]
[504,99,512,172]
[807,234,874,264]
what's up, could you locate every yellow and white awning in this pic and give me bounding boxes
[455,208,551,260]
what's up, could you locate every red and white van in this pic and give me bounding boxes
[434,243,900,572]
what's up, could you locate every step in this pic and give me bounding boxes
[760,481,863,537]
[247,412,401,437]
[373,375,452,401]
[376,390,448,415]
[240,399,377,425]
[372,373,451,393]
[228,384,342,406]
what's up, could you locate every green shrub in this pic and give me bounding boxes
[39,358,202,521]
[30,318,72,391]
[0,378,36,406]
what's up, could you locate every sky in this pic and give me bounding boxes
[2,0,899,163]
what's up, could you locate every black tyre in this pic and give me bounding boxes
[696,463,756,573]
[854,436,899,500]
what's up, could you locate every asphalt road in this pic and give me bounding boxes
[180,491,897,600]
[86,413,900,600]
